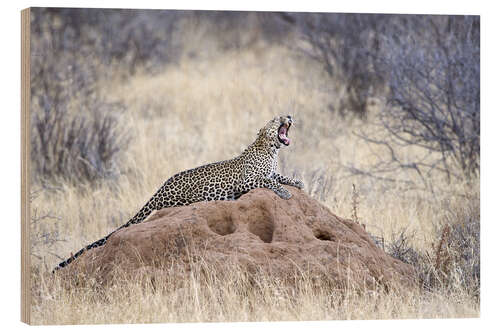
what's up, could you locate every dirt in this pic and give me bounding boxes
[60,186,416,290]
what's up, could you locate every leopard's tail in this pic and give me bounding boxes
[52,196,158,273]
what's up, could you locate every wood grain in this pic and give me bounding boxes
[21,7,31,325]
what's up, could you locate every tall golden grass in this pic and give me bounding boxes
[31,260,478,325]
[30,36,479,323]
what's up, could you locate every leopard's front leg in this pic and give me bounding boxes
[272,173,304,190]
[239,176,292,200]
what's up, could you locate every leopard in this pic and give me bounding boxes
[53,115,303,272]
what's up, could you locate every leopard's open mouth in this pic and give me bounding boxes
[278,123,291,146]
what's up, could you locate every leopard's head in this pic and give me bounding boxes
[257,115,294,149]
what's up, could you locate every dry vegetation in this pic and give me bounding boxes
[29,10,479,324]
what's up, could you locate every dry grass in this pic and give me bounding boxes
[30,36,479,324]
[31,259,478,325]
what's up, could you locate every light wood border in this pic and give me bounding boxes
[21,7,31,325]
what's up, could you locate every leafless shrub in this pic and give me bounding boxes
[387,199,479,297]
[292,13,386,117]
[289,13,479,184]
[30,46,129,184]
[441,201,480,296]
[31,105,129,184]
[31,8,181,73]
[359,15,480,183]
[31,9,293,72]
[388,230,422,272]
[187,11,292,50]
[30,9,132,184]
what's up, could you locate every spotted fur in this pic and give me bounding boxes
[54,115,303,272]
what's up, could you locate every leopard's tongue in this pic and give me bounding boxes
[279,126,290,145]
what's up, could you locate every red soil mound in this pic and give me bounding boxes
[61,186,416,290]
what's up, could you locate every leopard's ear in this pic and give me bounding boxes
[258,127,266,138]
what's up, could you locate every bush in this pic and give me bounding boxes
[387,199,479,297]
[30,8,134,184]
[30,53,129,184]
[373,15,480,181]
[293,13,386,117]
[31,104,129,184]
[31,8,182,73]
[293,13,479,182]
